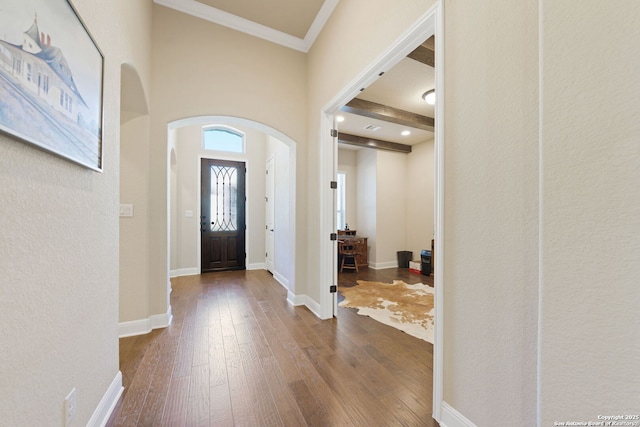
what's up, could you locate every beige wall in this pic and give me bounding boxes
[120,115,152,322]
[443,0,539,423]
[356,149,378,263]
[341,142,434,268]
[3,1,638,424]
[443,0,640,424]
[0,0,152,425]
[146,4,307,314]
[406,140,435,259]
[375,150,409,266]
[539,1,640,423]
[338,148,358,230]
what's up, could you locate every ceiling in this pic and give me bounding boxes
[154,0,435,150]
[195,0,325,39]
[154,0,338,52]
[338,57,435,149]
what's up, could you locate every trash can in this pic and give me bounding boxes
[397,251,413,268]
[420,250,432,276]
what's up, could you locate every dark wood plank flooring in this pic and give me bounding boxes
[107,268,437,426]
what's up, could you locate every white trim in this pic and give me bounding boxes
[320,7,437,114]
[317,1,444,422]
[439,402,477,427]
[303,0,340,50]
[285,292,322,317]
[273,271,289,288]
[170,267,198,277]
[318,2,438,314]
[87,371,123,427]
[118,307,173,338]
[432,1,445,422]
[153,0,337,53]
[287,291,305,306]
[247,263,267,270]
[368,261,399,270]
[304,295,322,317]
[318,112,336,320]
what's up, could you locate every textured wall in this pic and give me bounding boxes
[148,5,307,310]
[338,148,358,230]
[539,0,640,423]
[376,151,409,266]
[120,115,151,322]
[406,139,435,260]
[356,149,378,263]
[443,0,539,424]
[0,0,152,424]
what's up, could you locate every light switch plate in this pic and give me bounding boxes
[119,204,134,217]
[185,210,193,218]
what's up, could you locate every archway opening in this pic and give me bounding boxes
[166,116,298,300]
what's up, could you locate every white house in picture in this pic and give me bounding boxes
[0,15,90,126]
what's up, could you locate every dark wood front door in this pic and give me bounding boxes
[201,158,246,272]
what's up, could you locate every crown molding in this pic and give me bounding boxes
[303,0,339,50]
[154,0,338,53]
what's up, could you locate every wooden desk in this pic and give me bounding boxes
[338,236,368,267]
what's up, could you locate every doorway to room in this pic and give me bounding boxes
[318,2,444,420]
[167,116,298,295]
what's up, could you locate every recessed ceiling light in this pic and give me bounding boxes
[401,130,411,136]
[422,89,436,105]
[336,115,345,123]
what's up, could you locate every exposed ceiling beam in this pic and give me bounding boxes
[422,35,435,51]
[340,98,434,132]
[407,35,435,67]
[338,133,412,154]
[407,45,434,67]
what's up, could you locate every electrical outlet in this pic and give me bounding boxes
[64,388,76,426]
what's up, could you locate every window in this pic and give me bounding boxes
[203,127,245,153]
[336,172,346,230]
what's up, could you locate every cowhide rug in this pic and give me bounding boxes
[339,280,434,343]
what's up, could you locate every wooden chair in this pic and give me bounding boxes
[339,239,360,272]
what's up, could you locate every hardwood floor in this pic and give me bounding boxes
[107,268,438,426]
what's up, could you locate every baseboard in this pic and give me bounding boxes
[87,371,123,427]
[287,291,305,306]
[439,401,477,427]
[170,267,198,277]
[247,262,266,270]
[118,306,173,338]
[304,296,322,318]
[273,271,289,289]
[369,261,398,270]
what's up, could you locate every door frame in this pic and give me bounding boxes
[200,157,247,272]
[265,154,275,273]
[317,1,445,421]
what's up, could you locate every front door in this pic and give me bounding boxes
[201,158,246,272]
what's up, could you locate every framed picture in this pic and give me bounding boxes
[0,0,104,171]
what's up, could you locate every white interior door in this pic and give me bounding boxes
[265,156,275,273]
